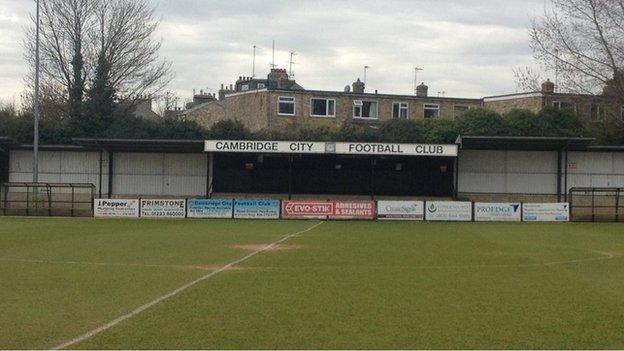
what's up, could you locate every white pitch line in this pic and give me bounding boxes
[50,221,324,350]
[0,257,216,271]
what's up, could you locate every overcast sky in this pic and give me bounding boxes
[0,0,547,106]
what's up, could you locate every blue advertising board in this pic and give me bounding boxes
[187,199,233,218]
[234,199,280,219]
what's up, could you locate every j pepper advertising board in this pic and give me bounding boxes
[94,199,139,218]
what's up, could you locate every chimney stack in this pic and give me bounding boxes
[352,78,365,94]
[541,79,555,94]
[416,82,428,97]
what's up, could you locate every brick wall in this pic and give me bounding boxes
[267,91,482,131]
[484,95,544,115]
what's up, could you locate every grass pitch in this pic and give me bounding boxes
[1,218,624,349]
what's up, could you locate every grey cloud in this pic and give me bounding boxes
[0,0,546,103]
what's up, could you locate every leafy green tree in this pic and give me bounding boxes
[209,120,251,140]
[454,108,505,136]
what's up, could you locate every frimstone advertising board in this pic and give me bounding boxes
[377,201,424,220]
[94,199,139,218]
[522,203,570,222]
[474,203,522,222]
[425,201,473,221]
[140,199,186,218]
[233,199,280,219]
[187,199,233,219]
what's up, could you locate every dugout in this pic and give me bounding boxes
[206,140,458,199]
[212,153,454,197]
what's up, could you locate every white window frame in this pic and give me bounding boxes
[552,101,577,113]
[310,98,336,118]
[277,96,296,116]
[392,102,409,119]
[353,100,378,119]
[241,84,249,91]
[453,104,471,118]
[590,103,604,122]
[424,103,440,119]
[257,83,265,89]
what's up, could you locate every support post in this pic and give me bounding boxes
[557,150,562,202]
[564,150,569,202]
[288,154,293,200]
[453,156,459,200]
[98,150,103,198]
[370,157,376,200]
[107,151,113,199]
[615,188,620,222]
[207,152,214,198]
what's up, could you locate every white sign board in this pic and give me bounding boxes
[522,203,570,222]
[94,199,139,218]
[187,199,233,219]
[474,203,522,222]
[333,142,457,157]
[140,199,186,218]
[204,140,458,157]
[377,201,424,220]
[425,201,472,221]
[205,140,326,154]
[233,199,280,219]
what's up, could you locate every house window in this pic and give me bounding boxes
[392,102,408,119]
[552,101,576,113]
[257,83,265,89]
[353,100,378,119]
[453,105,470,118]
[311,98,336,117]
[241,84,249,91]
[590,104,604,121]
[424,104,440,118]
[278,96,295,116]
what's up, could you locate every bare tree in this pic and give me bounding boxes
[517,0,624,101]
[23,0,172,118]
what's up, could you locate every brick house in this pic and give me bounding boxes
[179,70,623,132]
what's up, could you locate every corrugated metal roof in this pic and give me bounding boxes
[456,135,596,151]
[72,138,205,153]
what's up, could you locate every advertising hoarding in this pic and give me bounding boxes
[474,203,522,222]
[140,199,186,218]
[330,201,375,220]
[282,201,333,219]
[377,201,425,220]
[522,203,570,222]
[425,201,472,221]
[187,199,233,219]
[94,199,139,218]
[233,199,280,219]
